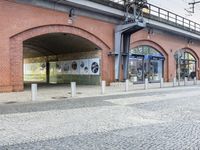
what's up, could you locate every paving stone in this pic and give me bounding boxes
[1,86,200,149]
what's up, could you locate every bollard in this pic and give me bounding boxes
[71,82,76,97]
[160,78,164,88]
[184,77,187,86]
[101,80,106,94]
[194,77,197,85]
[173,78,176,87]
[31,84,37,101]
[144,78,148,90]
[125,79,129,92]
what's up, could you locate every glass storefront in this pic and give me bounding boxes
[176,52,196,80]
[128,45,164,83]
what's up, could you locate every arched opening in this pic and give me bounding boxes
[10,25,110,91]
[176,50,197,80]
[129,45,165,83]
[23,33,102,85]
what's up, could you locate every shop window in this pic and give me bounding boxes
[129,45,164,83]
[177,51,196,80]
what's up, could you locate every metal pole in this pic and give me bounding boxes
[144,78,148,90]
[160,78,164,88]
[125,79,129,92]
[184,77,187,86]
[194,77,197,85]
[178,57,181,86]
[173,78,176,87]
[71,82,76,97]
[31,84,37,101]
[101,80,106,94]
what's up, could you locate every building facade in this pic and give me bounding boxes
[0,0,200,92]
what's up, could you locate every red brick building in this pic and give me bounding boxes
[0,0,200,92]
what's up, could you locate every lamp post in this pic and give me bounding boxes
[174,49,184,86]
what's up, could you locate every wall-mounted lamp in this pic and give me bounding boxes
[147,28,153,39]
[68,8,75,24]
[187,39,193,47]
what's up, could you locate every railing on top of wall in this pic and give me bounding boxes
[105,0,200,34]
[144,3,200,33]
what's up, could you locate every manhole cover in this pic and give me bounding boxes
[4,101,17,104]
[51,96,68,99]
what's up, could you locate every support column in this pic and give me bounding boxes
[115,32,122,81]
[114,22,146,81]
[123,34,131,80]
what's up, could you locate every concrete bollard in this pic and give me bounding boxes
[101,80,106,94]
[184,77,187,86]
[71,82,76,97]
[125,79,129,92]
[144,78,148,90]
[160,78,164,88]
[173,78,176,87]
[31,84,37,101]
[194,77,197,85]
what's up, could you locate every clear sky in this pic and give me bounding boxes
[148,0,200,23]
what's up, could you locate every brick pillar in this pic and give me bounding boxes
[101,48,111,86]
[0,44,12,92]
[10,39,24,91]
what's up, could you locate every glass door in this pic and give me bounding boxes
[128,55,144,83]
[148,58,164,82]
[179,60,196,80]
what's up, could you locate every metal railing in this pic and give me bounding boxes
[107,0,200,34]
[145,3,200,33]
[109,0,125,4]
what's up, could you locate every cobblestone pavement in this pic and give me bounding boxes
[1,86,200,149]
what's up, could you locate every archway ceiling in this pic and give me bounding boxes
[23,33,100,58]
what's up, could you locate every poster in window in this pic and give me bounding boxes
[80,59,89,75]
[71,60,80,74]
[62,61,71,74]
[89,58,100,75]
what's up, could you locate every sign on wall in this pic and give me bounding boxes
[71,60,80,75]
[80,59,89,75]
[62,61,71,74]
[89,58,100,75]
[50,58,100,75]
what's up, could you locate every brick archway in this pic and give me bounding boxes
[181,47,199,63]
[130,40,169,81]
[176,47,199,80]
[10,24,110,91]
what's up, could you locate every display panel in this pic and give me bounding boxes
[24,62,46,82]
[79,59,89,75]
[89,58,100,75]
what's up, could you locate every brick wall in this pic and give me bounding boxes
[0,1,115,92]
[130,29,200,81]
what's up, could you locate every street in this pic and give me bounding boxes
[1,86,200,150]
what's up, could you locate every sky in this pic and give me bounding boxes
[148,0,200,23]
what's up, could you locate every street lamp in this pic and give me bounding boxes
[174,49,184,86]
[68,8,75,24]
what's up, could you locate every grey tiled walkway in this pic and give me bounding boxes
[1,85,200,149]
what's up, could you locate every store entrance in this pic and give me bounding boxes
[176,51,197,80]
[128,45,165,83]
[147,56,164,82]
[129,55,144,83]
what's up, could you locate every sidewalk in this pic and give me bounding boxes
[0,80,198,104]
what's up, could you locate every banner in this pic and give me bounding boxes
[79,59,89,75]
[89,58,100,75]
